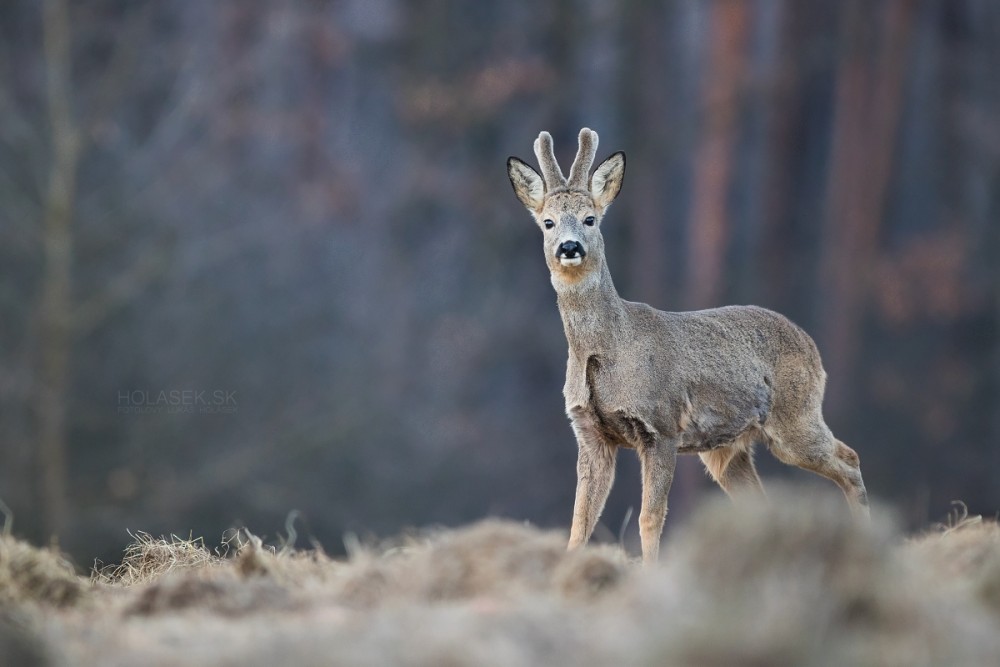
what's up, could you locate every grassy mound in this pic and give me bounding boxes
[906,507,1000,614]
[0,535,86,608]
[3,489,999,666]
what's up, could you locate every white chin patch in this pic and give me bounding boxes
[559,257,583,267]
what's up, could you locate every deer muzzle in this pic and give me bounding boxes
[556,240,586,266]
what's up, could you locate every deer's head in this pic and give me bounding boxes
[507,128,625,284]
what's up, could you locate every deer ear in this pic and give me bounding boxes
[507,156,545,212]
[590,151,625,209]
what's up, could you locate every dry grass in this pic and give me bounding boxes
[331,520,627,607]
[0,535,86,608]
[906,504,1000,615]
[0,613,49,667]
[92,531,224,587]
[3,488,999,666]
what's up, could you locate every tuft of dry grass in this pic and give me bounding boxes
[0,535,86,608]
[617,489,953,667]
[92,531,223,587]
[905,503,1000,615]
[331,520,628,608]
[126,570,296,617]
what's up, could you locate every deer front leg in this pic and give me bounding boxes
[567,413,617,551]
[637,437,677,564]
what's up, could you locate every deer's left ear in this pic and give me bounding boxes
[507,156,545,212]
[590,152,625,210]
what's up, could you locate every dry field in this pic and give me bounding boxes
[2,488,999,667]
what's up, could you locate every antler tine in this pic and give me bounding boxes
[534,131,567,191]
[567,128,599,190]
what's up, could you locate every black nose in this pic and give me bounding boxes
[557,241,585,258]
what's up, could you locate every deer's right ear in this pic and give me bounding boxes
[507,156,545,212]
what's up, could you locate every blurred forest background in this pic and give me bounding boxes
[1,0,998,565]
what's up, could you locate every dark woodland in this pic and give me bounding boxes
[0,0,998,565]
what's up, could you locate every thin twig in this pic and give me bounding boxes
[618,506,633,550]
[0,497,13,537]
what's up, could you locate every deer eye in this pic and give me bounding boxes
[544,219,555,229]
[584,216,596,226]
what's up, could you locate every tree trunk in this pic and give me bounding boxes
[757,0,806,311]
[685,0,750,309]
[621,0,669,306]
[820,0,915,414]
[37,0,80,537]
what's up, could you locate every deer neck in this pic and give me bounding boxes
[554,260,627,356]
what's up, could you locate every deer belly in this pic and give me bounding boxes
[675,389,770,453]
[583,402,657,450]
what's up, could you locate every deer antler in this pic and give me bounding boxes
[567,128,598,191]
[533,131,567,192]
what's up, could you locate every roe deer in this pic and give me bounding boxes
[507,128,870,563]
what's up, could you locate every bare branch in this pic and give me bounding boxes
[84,4,155,136]
[73,245,172,337]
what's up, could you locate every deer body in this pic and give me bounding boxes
[508,129,869,563]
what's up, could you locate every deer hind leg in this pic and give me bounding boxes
[637,437,677,564]
[699,437,766,499]
[768,418,870,519]
[567,413,617,551]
